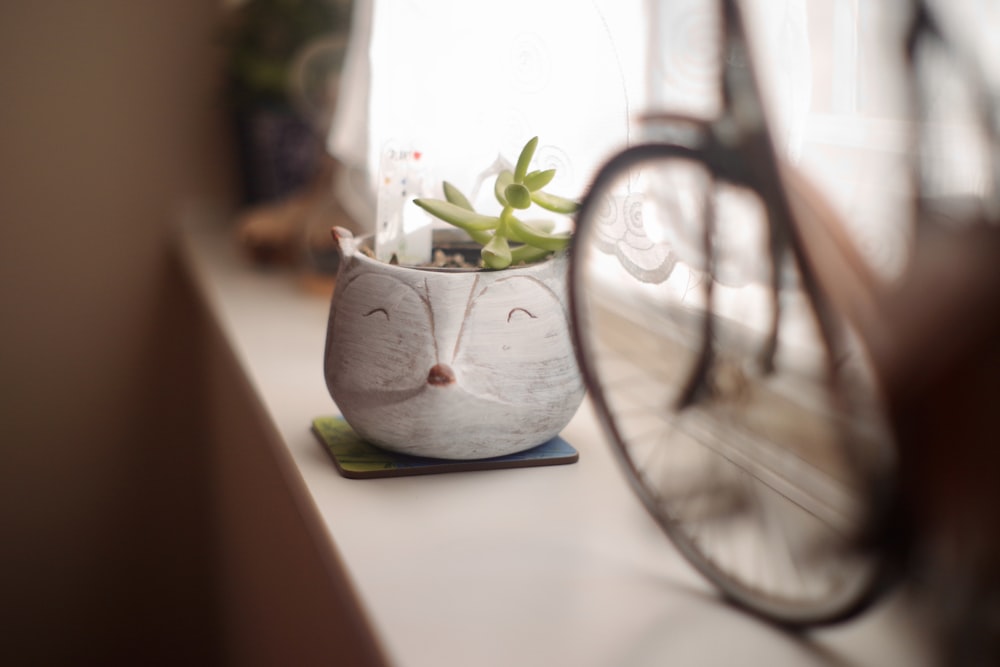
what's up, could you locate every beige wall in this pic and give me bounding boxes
[0,2,238,662]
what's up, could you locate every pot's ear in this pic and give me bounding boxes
[330,226,356,264]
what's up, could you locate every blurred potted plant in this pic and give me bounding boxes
[223,0,353,204]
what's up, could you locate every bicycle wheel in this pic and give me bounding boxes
[569,144,893,626]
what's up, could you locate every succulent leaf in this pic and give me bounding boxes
[507,215,571,251]
[466,228,493,246]
[442,182,473,210]
[510,244,554,264]
[482,234,512,269]
[530,190,580,214]
[513,136,538,183]
[493,170,514,207]
[504,183,532,209]
[413,198,498,231]
[521,218,556,233]
[523,169,556,192]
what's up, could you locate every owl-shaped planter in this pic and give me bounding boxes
[324,227,585,460]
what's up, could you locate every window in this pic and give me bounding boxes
[328,0,994,274]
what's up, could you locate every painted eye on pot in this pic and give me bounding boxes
[364,307,390,320]
[507,307,536,323]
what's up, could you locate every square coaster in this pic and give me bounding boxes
[311,416,579,479]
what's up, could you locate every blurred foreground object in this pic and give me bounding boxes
[873,2,1000,663]
[878,222,1000,667]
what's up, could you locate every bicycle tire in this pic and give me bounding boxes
[569,144,895,627]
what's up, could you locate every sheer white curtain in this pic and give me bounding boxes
[327,0,813,212]
[328,0,648,260]
[326,0,988,271]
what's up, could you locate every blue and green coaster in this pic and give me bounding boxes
[311,416,578,479]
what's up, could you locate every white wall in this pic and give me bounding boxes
[0,2,237,662]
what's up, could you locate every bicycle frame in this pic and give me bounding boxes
[569,0,1000,638]
[635,0,886,413]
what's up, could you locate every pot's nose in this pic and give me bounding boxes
[427,363,456,387]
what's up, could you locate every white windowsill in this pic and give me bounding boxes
[176,204,931,667]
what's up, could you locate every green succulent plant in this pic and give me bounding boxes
[413,137,579,269]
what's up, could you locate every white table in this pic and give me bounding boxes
[177,205,931,667]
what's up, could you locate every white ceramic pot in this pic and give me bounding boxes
[323,227,585,459]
